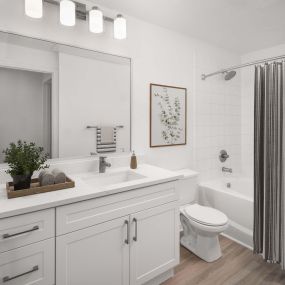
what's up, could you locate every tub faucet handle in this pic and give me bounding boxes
[219,150,229,162]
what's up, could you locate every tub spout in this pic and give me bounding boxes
[222,167,232,173]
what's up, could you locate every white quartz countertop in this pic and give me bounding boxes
[0,164,182,219]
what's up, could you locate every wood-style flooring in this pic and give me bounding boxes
[162,236,285,285]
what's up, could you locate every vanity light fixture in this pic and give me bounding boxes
[60,0,76,26]
[26,0,127,39]
[25,0,43,19]
[89,7,103,34]
[114,14,127,40]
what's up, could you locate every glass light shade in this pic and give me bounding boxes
[25,0,43,19]
[114,14,127,40]
[89,7,103,33]
[60,0,76,27]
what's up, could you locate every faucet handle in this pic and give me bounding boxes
[219,150,229,162]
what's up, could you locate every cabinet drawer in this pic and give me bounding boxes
[57,182,178,235]
[0,238,55,285]
[0,209,55,253]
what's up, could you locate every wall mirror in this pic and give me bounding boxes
[0,31,131,163]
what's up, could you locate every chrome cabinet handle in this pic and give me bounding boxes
[133,218,138,242]
[3,226,39,239]
[124,220,129,244]
[3,265,39,282]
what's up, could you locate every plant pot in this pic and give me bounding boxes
[12,173,33,190]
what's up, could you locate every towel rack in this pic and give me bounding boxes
[86,125,124,129]
[86,125,124,154]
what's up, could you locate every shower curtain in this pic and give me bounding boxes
[254,61,285,269]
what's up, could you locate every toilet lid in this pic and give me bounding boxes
[184,204,228,226]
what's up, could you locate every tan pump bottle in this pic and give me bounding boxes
[130,151,137,169]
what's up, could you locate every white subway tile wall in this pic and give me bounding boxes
[241,66,254,178]
[195,59,241,181]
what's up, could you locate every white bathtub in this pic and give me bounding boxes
[199,177,253,249]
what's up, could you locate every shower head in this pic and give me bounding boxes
[223,70,236,80]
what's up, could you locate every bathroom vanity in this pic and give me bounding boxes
[0,164,181,285]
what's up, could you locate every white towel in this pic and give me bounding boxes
[100,127,114,144]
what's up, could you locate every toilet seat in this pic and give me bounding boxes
[183,204,228,227]
[180,203,229,262]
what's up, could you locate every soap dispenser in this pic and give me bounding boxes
[130,151,137,169]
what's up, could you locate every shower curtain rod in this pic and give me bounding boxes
[201,54,285,80]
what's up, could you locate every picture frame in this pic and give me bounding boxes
[150,83,187,147]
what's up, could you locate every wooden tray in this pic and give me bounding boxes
[6,177,75,199]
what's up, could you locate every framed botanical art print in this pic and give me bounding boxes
[150,83,187,147]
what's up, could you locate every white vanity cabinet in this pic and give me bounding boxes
[0,209,55,253]
[0,239,55,285]
[0,174,180,285]
[56,182,179,285]
[130,202,179,285]
[0,209,55,285]
[56,216,130,285]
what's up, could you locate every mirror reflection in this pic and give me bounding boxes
[0,32,131,163]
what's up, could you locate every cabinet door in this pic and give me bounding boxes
[130,202,179,285]
[56,216,130,285]
[0,238,55,285]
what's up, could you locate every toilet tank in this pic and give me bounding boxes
[175,169,199,206]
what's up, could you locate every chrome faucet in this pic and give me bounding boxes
[222,167,232,173]
[99,156,111,173]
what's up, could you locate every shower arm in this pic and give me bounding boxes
[201,54,285,80]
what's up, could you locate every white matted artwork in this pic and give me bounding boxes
[150,84,187,147]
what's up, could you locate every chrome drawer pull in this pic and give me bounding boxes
[2,226,39,239]
[124,220,129,244]
[3,265,39,282]
[133,218,138,242]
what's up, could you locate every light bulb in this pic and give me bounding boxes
[60,0,76,27]
[89,7,103,33]
[25,0,43,19]
[114,14,127,40]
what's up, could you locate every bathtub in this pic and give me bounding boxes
[199,177,253,249]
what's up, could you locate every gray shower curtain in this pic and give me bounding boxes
[254,61,285,269]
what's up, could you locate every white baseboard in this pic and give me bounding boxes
[221,233,253,250]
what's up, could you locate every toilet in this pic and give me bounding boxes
[176,169,229,262]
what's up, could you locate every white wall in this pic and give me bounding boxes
[0,68,46,162]
[241,43,285,178]
[0,0,241,173]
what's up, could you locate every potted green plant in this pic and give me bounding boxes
[3,140,49,190]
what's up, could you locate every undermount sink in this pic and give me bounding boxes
[80,170,146,188]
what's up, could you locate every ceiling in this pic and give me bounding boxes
[93,0,285,54]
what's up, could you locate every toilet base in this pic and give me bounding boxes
[180,234,222,262]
